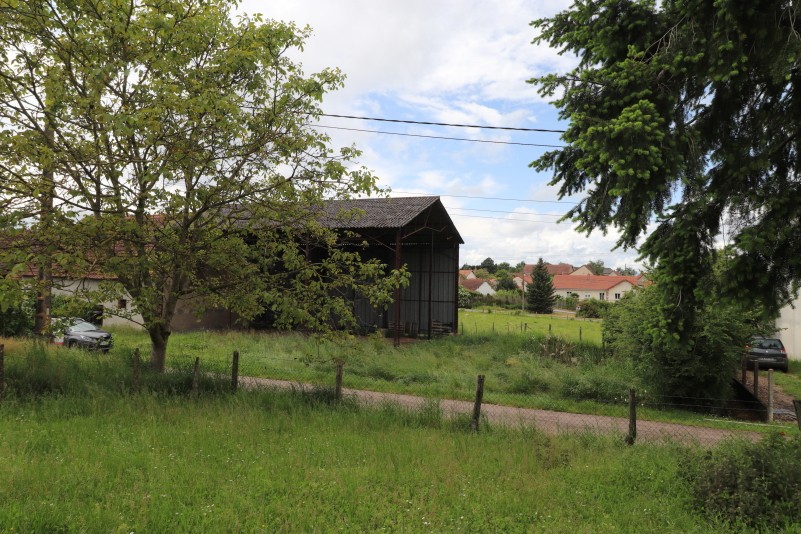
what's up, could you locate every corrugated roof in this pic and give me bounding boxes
[321,196,441,229]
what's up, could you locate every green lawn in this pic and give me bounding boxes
[0,388,732,533]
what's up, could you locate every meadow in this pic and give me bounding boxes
[0,346,738,533]
[97,312,799,432]
[1,338,799,532]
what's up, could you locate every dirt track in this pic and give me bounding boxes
[240,376,767,446]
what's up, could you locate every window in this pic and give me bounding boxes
[584,294,590,299]
[599,293,605,300]
[614,293,621,300]
[117,299,127,310]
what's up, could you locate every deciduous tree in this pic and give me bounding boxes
[0,0,403,370]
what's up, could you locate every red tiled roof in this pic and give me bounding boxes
[524,262,574,275]
[552,274,643,291]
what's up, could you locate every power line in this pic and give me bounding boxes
[314,124,564,148]
[393,191,577,205]
[454,213,573,223]
[320,113,567,134]
[450,207,565,217]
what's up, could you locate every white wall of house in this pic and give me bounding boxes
[473,281,496,296]
[553,280,635,301]
[50,277,142,328]
[571,266,593,276]
[776,299,801,361]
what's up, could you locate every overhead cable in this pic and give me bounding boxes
[319,113,567,134]
[314,124,564,148]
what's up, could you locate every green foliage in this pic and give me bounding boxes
[685,434,801,530]
[603,279,754,400]
[526,258,556,314]
[554,295,578,311]
[458,285,478,309]
[586,260,605,275]
[479,257,496,273]
[531,0,801,323]
[0,292,34,337]
[576,299,611,319]
[495,273,517,291]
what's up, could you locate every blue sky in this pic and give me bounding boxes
[238,0,645,271]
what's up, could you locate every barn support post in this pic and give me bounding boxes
[453,242,459,335]
[428,231,434,340]
[394,228,402,347]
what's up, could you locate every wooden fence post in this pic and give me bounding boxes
[0,344,4,400]
[548,324,551,334]
[471,375,485,432]
[132,348,141,394]
[753,360,759,398]
[741,357,747,385]
[335,360,344,401]
[579,326,582,342]
[625,388,637,445]
[767,369,774,422]
[793,400,801,432]
[231,351,239,393]
[192,357,200,394]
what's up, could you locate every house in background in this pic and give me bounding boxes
[522,262,575,276]
[775,299,801,361]
[459,269,477,279]
[512,273,532,291]
[552,274,646,302]
[459,277,496,296]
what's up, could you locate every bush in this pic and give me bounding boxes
[0,299,34,337]
[685,433,801,529]
[603,284,751,400]
[576,299,611,318]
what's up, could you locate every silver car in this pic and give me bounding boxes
[746,336,789,372]
[53,318,113,353]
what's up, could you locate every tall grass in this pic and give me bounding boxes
[0,350,733,533]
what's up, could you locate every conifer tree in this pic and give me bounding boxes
[526,258,555,314]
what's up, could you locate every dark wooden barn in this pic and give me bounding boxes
[321,196,463,343]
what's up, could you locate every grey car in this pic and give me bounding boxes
[746,336,788,372]
[54,318,113,353]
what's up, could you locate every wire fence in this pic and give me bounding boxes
[132,348,800,448]
[2,344,798,447]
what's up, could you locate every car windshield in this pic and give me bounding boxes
[69,321,98,332]
[752,339,783,350]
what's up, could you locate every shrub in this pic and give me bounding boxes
[0,293,35,337]
[603,284,752,400]
[685,433,801,529]
[576,299,611,318]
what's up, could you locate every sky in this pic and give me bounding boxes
[237,0,645,271]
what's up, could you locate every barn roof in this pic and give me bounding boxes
[321,196,464,244]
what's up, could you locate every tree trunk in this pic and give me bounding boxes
[148,323,171,372]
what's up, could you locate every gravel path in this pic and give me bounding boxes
[240,376,765,447]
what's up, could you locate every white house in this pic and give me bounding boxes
[551,274,645,302]
[460,278,496,296]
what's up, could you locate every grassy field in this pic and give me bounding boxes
[90,313,799,433]
[0,369,731,532]
[458,308,601,343]
[0,344,798,532]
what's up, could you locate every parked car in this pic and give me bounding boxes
[53,318,113,353]
[746,336,788,372]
